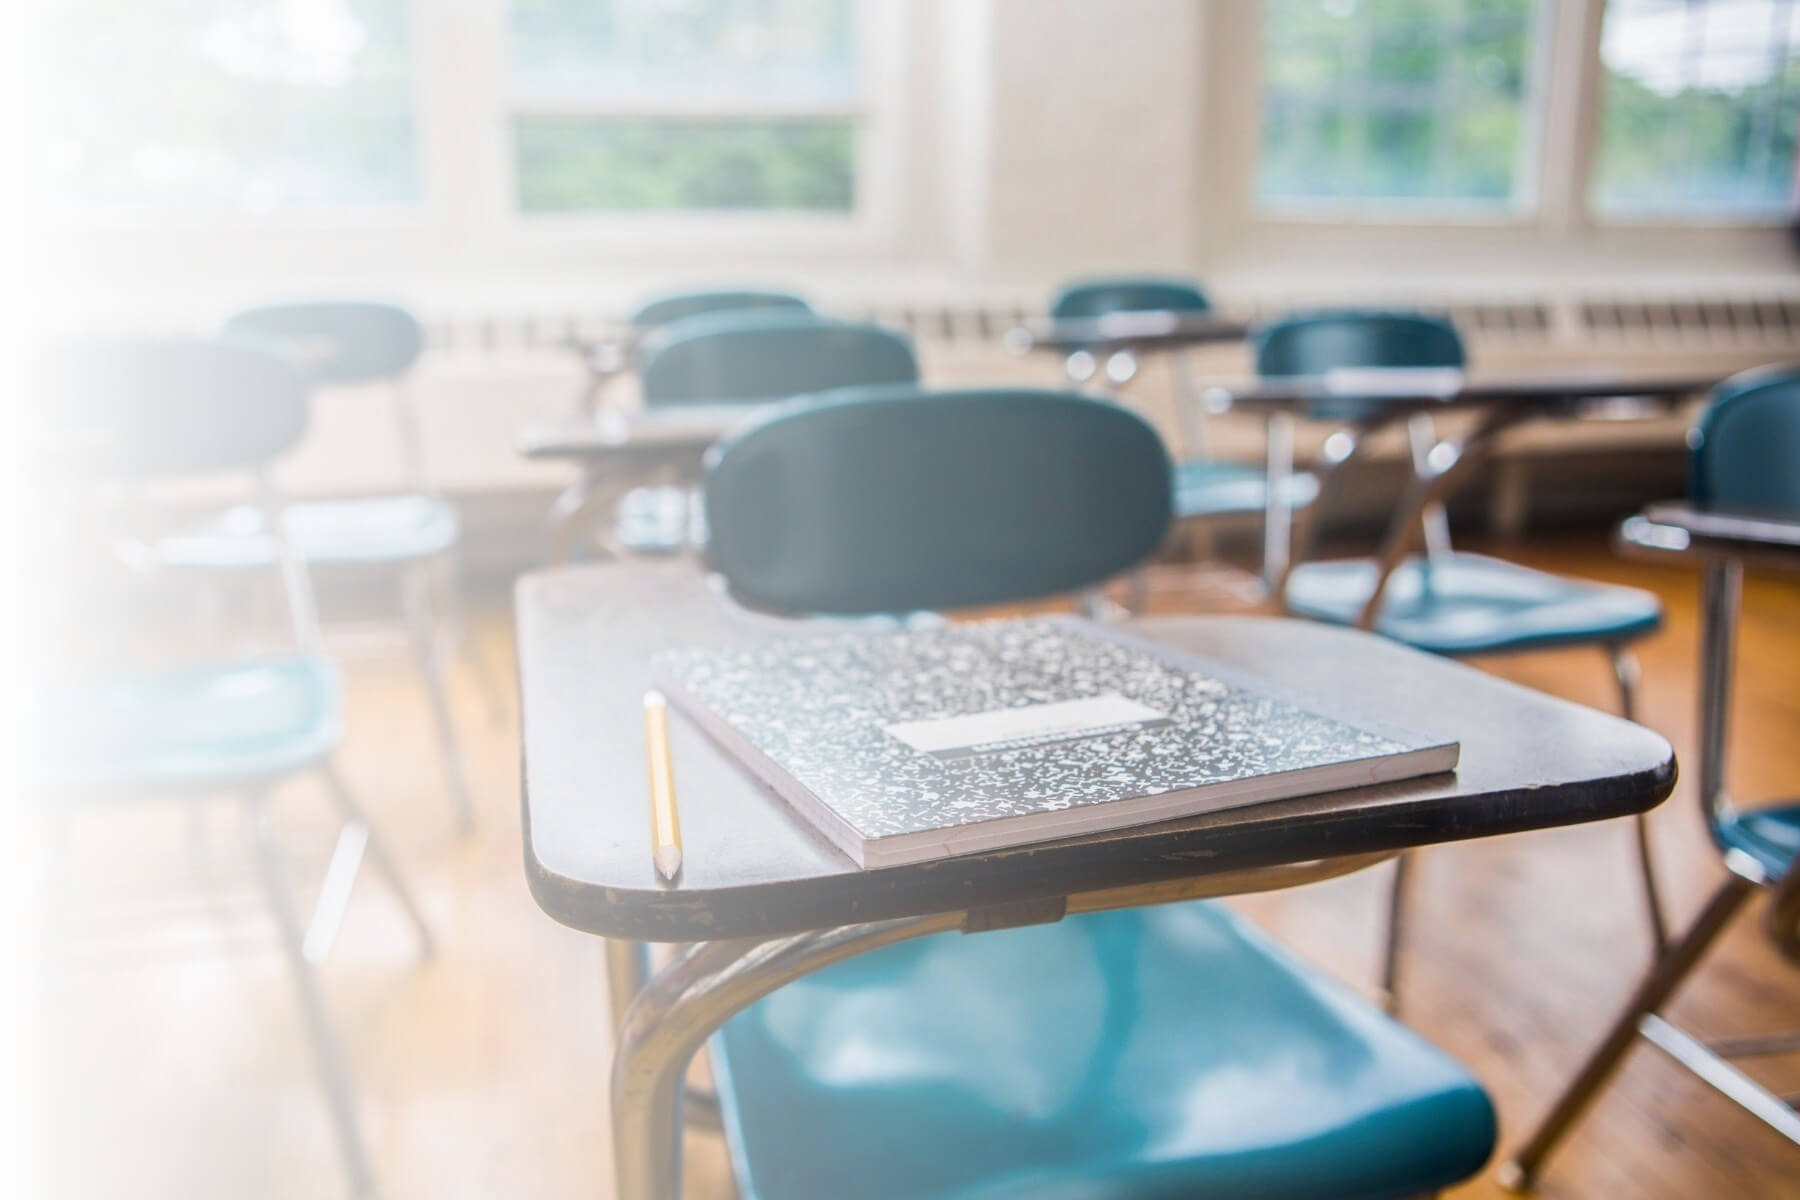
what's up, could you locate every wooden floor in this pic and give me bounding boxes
[43,534,1800,1199]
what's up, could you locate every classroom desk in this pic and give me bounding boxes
[1002,310,1253,356]
[519,405,779,563]
[1204,369,1722,599]
[517,561,1676,1198]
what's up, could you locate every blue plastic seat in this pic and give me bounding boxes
[1284,553,1662,656]
[1175,459,1321,520]
[45,658,340,794]
[714,902,1496,1200]
[155,495,460,569]
[694,386,1498,1198]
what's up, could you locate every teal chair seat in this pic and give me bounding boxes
[1284,553,1662,656]
[44,658,340,792]
[1174,459,1320,521]
[712,901,1496,1200]
[1717,804,1800,881]
[156,495,460,568]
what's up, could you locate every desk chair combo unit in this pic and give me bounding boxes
[156,299,491,834]
[1045,276,1320,588]
[566,288,814,419]
[547,310,919,563]
[557,388,1523,1200]
[1252,309,1671,1008]
[38,337,434,1200]
[1501,365,1800,1191]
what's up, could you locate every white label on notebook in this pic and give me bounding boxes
[885,694,1171,760]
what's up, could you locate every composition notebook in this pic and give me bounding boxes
[652,617,1458,869]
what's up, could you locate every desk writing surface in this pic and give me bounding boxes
[1630,504,1800,572]
[517,404,779,461]
[1211,370,1719,415]
[1007,312,1253,354]
[519,563,1675,942]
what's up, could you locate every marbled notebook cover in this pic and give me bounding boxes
[653,617,1458,868]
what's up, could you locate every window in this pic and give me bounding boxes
[508,0,860,214]
[1259,0,1540,211]
[1593,0,1800,218]
[37,0,418,216]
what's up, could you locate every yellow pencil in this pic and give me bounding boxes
[643,690,683,881]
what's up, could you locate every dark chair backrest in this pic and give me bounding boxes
[631,289,813,332]
[1691,365,1800,518]
[639,313,919,408]
[1050,277,1211,320]
[224,300,425,385]
[704,387,1174,615]
[42,336,309,481]
[1255,310,1466,376]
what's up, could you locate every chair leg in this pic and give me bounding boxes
[318,763,436,960]
[1606,645,1669,953]
[1380,851,1412,1014]
[403,565,476,835]
[1497,875,1755,1193]
[243,790,376,1199]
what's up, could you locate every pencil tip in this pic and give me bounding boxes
[644,689,667,709]
[654,845,683,880]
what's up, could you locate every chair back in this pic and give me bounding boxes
[1255,310,1466,423]
[1691,365,1800,517]
[224,300,424,385]
[631,288,812,332]
[704,387,1173,615]
[1050,277,1211,320]
[639,313,918,408]
[43,336,310,481]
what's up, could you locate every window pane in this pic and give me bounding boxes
[1260,0,1537,208]
[511,0,855,107]
[508,0,859,213]
[1594,0,1800,217]
[37,0,417,215]
[514,117,854,212]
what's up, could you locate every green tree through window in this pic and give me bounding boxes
[509,0,858,213]
[1260,0,1538,209]
[1594,0,1799,217]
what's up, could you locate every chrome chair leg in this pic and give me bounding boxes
[612,914,963,1200]
[1380,851,1411,1014]
[1607,644,1670,952]
[244,790,376,1199]
[1498,875,1756,1193]
[317,763,436,959]
[402,565,475,834]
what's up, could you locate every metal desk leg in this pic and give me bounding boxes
[1263,412,1296,587]
[549,467,634,566]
